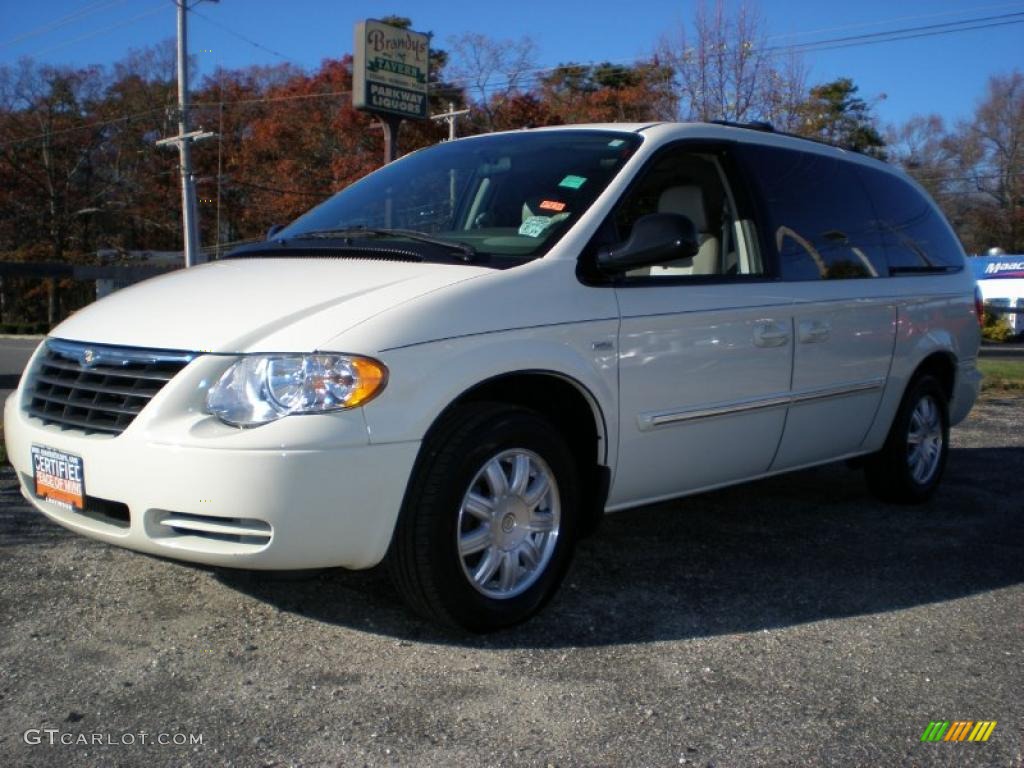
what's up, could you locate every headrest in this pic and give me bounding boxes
[657,186,708,231]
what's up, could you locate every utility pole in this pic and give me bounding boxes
[431,102,470,141]
[215,78,224,260]
[430,102,470,213]
[157,0,216,268]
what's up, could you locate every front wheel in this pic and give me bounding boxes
[864,375,950,504]
[388,403,579,631]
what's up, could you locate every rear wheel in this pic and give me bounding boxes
[388,403,579,631]
[864,375,949,504]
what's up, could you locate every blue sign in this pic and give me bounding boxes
[970,255,1024,280]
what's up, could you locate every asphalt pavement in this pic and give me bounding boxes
[0,362,1021,766]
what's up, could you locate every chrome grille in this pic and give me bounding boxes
[26,339,195,435]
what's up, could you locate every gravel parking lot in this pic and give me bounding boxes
[1,393,1021,768]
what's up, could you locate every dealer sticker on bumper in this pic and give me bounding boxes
[31,445,85,510]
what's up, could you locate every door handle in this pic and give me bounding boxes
[753,321,790,347]
[798,319,831,344]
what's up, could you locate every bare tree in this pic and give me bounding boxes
[656,0,806,125]
[0,60,110,324]
[887,115,959,197]
[888,72,1024,253]
[111,39,178,86]
[0,60,107,263]
[447,33,539,131]
[887,114,977,245]
[761,52,809,132]
[965,71,1024,252]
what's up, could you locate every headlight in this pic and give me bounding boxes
[206,354,387,427]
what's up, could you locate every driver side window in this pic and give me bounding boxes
[614,149,762,278]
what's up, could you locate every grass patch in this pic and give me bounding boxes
[979,359,1024,391]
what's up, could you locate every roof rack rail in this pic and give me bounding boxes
[710,119,775,132]
[709,118,878,156]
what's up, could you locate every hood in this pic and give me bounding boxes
[52,257,491,353]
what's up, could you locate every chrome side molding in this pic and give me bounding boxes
[637,378,886,431]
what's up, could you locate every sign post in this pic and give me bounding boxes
[353,20,431,164]
[379,114,403,165]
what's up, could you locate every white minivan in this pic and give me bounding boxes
[5,122,982,630]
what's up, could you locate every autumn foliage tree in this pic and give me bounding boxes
[193,57,382,241]
[537,61,677,124]
[0,61,110,263]
[0,11,1021,328]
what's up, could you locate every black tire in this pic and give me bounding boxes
[388,402,579,631]
[864,374,950,504]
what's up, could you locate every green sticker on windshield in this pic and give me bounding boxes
[519,215,553,238]
[608,139,626,147]
[559,174,587,190]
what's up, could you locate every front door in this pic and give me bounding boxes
[612,284,794,506]
[600,144,794,508]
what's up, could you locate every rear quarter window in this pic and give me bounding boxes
[856,166,965,273]
[736,144,887,281]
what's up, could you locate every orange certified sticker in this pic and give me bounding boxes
[539,200,567,212]
[31,445,85,510]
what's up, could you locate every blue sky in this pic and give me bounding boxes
[1,0,1021,129]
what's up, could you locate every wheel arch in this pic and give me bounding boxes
[864,359,952,504]
[910,351,956,403]
[423,370,611,538]
[862,346,959,454]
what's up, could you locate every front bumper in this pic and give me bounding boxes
[4,351,419,570]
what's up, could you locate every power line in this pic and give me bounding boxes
[765,1,1024,42]
[911,171,1024,183]
[0,0,128,50]
[223,178,332,197]
[32,3,168,57]
[798,18,1024,54]
[0,87,361,149]
[0,108,169,150]
[433,10,1024,100]
[763,11,1024,54]
[191,88,353,108]
[189,7,301,65]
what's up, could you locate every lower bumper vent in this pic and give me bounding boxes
[153,511,272,547]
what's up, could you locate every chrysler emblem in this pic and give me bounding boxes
[81,349,97,367]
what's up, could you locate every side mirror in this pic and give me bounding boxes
[596,213,699,273]
[266,223,284,241]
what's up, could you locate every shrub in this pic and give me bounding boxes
[982,308,1015,342]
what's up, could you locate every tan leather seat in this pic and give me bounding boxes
[649,186,720,276]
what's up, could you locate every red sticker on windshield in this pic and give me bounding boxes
[539,200,567,212]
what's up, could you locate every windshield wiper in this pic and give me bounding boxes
[288,226,477,261]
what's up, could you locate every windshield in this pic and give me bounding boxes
[277,130,642,262]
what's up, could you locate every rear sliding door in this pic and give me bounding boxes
[735,144,897,470]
